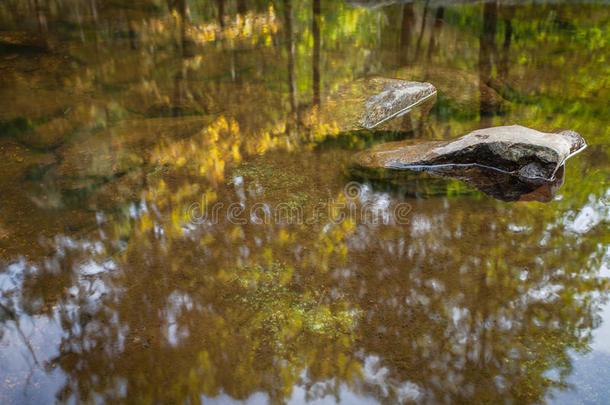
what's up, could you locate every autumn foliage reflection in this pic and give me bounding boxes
[0,0,608,404]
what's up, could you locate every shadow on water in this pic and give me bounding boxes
[351,163,566,202]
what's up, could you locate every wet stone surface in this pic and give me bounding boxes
[352,125,586,185]
[315,76,437,133]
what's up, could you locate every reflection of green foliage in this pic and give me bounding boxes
[431,92,481,121]
[350,166,483,199]
[232,262,359,338]
[0,117,34,138]
[230,159,306,190]
[316,129,407,150]
[230,164,275,181]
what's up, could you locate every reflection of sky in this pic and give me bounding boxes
[550,247,610,405]
[2,189,608,403]
[201,388,381,405]
[201,357,420,405]
[0,262,66,404]
[0,256,116,404]
[0,317,66,405]
[566,190,610,234]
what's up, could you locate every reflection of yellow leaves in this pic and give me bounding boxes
[263,247,273,266]
[278,229,292,244]
[301,106,341,145]
[171,208,183,235]
[217,269,234,283]
[342,218,355,234]
[140,213,153,232]
[141,5,281,49]
[231,143,241,162]
[205,189,217,204]
[151,116,241,183]
[200,234,215,247]
[230,226,244,241]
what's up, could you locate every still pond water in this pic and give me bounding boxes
[0,0,609,403]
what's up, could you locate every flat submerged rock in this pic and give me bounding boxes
[318,77,436,132]
[353,125,586,181]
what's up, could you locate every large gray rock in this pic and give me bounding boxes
[352,125,586,181]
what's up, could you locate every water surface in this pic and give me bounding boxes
[0,0,609,404]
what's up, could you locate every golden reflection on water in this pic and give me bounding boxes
[0,0,609,404]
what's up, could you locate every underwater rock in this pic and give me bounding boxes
[17,117,72,149]
[394,66,508,117]
[315,77,436,132]
[357,79,436,129]
[56,116,209,179]
[353,125,585,181]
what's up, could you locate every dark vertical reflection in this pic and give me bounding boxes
[283,0,298,132]
[173,0,189,116]
[177,0,189,54]
[399,3,414,65]
[415,0,430,61]
[216,0,225,27]
[128,16,138,50]
[89,0,98,22]
[237,0,247,16]
[499,7,514,83]
[172,76,186,117]
[479,2,498,124]
[89,0,100,56]
[427,7,444,61]
[313,0,321,107]
[34,0,49,50]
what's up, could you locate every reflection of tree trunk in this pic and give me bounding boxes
[415,0,430,61]
[229,41,237,81]
[399,4,414,65]
[173,0,189,116]
[34,0,49,50]
[313,0,321,108]
[216,0,224,27]
[237,0,247,16]
[498,13,512,82]
[173,68,186,116]
[89,0,98,25]
[426,7,444,61]
[90,0,100,56]
[128,18,137,50]
[479,2,497,123]
[479,267,490,369]
[0,302,41,368]
[177,0,187,50]
[284,0,298,131]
